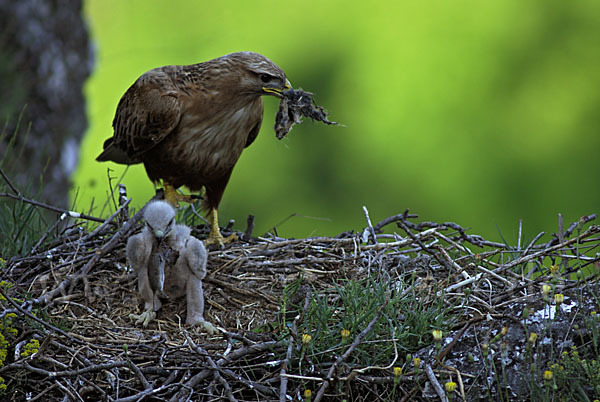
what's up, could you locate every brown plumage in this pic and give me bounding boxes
[97,51,290,245]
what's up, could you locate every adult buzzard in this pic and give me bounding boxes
[97,52,291,246]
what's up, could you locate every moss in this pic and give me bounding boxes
[20,339,40,358]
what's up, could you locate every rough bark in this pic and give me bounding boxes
[0,0,93,208]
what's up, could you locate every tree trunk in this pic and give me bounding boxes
[0,0,93,209]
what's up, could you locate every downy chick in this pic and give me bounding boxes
[126,200,215,333]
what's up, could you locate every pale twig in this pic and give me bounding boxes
[0,360,129,377]
[425,363,448,402]
[30,212,69,254]
[0,192,110,225]
[189,202,210,225]
[362,205,378,244]
[82,198,131,241]
[523,231,546,255]
[117,184,129,223]
[517,219,523,250]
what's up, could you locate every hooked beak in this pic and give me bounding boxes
[262,79,292,98]
[154,227,172,241]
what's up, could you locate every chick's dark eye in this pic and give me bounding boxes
[260,74,272,83]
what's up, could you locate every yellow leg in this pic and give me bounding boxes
[163,183,195,208]
[204,208,237,247]
[163,184,180,208]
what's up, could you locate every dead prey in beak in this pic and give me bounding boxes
[274,88,338,139]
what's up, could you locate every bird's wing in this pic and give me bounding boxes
[182,236,208,280]
[126,230,152,273]
[110,69,183,160]
[244,98,264,148]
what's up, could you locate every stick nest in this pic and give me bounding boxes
[0,193,599,401]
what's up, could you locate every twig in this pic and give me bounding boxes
[397,220,447,268]
[373,210,418,232]
[564,214,596,238]
[543,214,597,248]
[244,214,255,241]
[523,231,546,255]
[557,213,564,245]
[398,219,507,248]
[82,198,131,241]
[434,318,483,367]
[425,363,448,402]
[362,205,378,244]
[189,202,210,225]
[30,212,69,254]
[114,372,181,402]
[183,330,237,402]
[517,219,523,250]
[279,320,296,401]
[128,359,151,391]
[0,192,111,225]
[117,184,129,223]
[0,360,129,377]
[0,166,20,195]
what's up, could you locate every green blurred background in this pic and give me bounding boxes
[73,0,600,241]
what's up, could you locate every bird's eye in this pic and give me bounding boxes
[260,74,272,83]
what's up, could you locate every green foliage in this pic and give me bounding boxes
[280,275,454,377]
[546,347,600,400]
[0,197,50,258]
[0,122,55,258]
[0,310,18,395]
[20,338,40,358]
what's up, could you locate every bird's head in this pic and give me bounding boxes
[226,51,291,98]
[143,200,176,242]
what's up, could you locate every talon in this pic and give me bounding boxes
[129,310,156,327]
[204,208,237,248]
[200,321,217,335]
[187,317,217,335]
[204,232,238,248]
[204,208,238,248]
[163,183,196,208]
